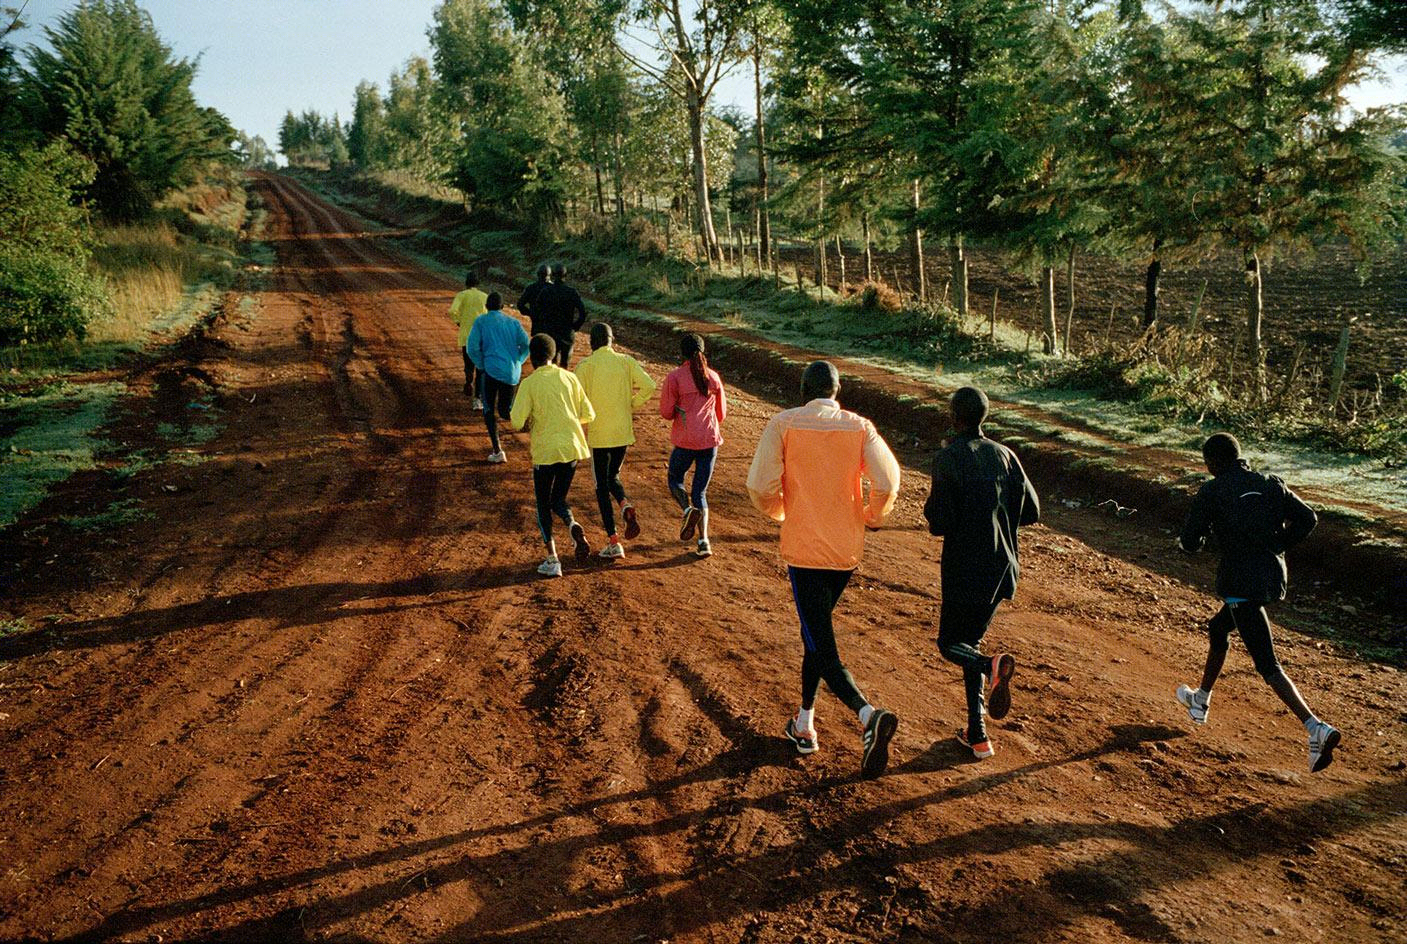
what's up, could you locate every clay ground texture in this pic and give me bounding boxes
[1,176,1404,943]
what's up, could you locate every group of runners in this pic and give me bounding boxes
[449,267,1341,780]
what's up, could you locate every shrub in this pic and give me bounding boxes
[0,249,110,345]
[857,280,903,314]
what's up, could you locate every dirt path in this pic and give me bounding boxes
[1,175,1404,944]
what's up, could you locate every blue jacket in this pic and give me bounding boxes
[466,309,531,385]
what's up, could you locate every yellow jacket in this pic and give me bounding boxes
[574,345,657,449]
[449,288,488,347]
[746,398,900,570]
[510,363,596,466]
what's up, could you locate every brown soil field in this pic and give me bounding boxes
[1,174,1404,943]
[778,238,1407,397]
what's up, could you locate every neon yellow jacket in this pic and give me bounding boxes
[510,363,596,465]
[574,345,656,449]
[449,288,488,348]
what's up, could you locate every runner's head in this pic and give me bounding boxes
[681,332,709,395]
[536,263,549,281]
[551,262,567,281]
[1202,432,1241,475]
[530,333,556,367]
[486,291,502,311]
[950,386,989,433]
[464,270,479,288]
[590,323,613,350]
[801,361,839,402]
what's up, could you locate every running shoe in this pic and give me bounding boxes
[472,397,484,411]
[785,718,818,755]
[680,506,701,541]
[860,708,899,779]
[487,450,507,464]
[622,503,641,541]
[695,538,713,558]
[988,653,1016,720]
[570,522,591,560]
[1308,721,1341,773]
[537,556,562,578]
[599,540,625,560]
[1176,684,1210,724]
[956,728,995,759]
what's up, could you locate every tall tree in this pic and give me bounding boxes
[347,81,390,168]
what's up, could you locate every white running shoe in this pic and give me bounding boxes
[1308,721,1341,773]
[598,541,625,559]
[785,718,818,755]
[537,556,562,577]
[695,538,713,558]
[471,397,484,411]
[1176,684,1210,724]
[487,450,506,464]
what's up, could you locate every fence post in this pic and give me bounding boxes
[1328,314,1356,411]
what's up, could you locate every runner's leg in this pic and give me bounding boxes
[790,567,866,714]
[692,446,717,541]
[550,461,577,527]
[593,449,616,536]
[1231,602,1314,723]
[533,464,557,556]
[938,595,1000,742]
[1199,605,1235,693]
[462,349,474,396]
[666,447,691,510]
[482,377,503,453]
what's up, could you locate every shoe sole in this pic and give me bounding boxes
[680,508,700,542]
[1176,689,1208,724]
[956,730,995,759]
[861,710,899,779]
[988,654,1016,721]
[1311,728,1341,773]
[598,547,624,560]
[785,721,818,755]
[571,523,590,560]
[695,544,712,558]
[622,506,640,541]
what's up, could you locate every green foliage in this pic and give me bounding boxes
[22,0,235,220]
[234,132,277,170]
[278,109,350,167]
[0,142,110,345]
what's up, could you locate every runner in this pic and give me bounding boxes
[517,264,551,337]
[464,292,531,464]
[448,270,488,408]
[574,323,657,559]
[510,334,596,577]
[659,333,726,558]
[747,360,901,778]
[536,263,588,367]
[1176,432,1340,772]
[924,386,1040,760]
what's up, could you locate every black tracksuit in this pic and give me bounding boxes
[1179,460,1317,681]
[924,431,1040,740]
[535,282,587,366]
[518,278,551,336]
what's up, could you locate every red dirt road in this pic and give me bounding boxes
[1,175,1404,943]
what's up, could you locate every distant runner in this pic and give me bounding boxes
[464,291,530,464]
[1176,432,1340,772]
[924,386,1040,760]
[448,270,488,409]
[536,263,588,367]
[574,323,657,559]
[747,360,901,778]
[517,264,551,337]
[510,335,596,577]
[659,333,726,558]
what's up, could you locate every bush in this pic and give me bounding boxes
[0,249,110,345]
[857,280,903,314]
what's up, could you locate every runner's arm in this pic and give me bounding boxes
[1012,451,1041,527]
[629,358,657,409]
[861,421,900,527]
[714,378,727,424]
[510,382,532,431]
[658,373,677,420]
[1278,480,1317,552]
[923,452,955,537]
[574,375,596,425]
[515,322,531,364]
[1179,485,1213,553]
[571,290,587,330]
[746,418,786,521]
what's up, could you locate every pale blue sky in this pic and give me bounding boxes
[10,0,1407,154]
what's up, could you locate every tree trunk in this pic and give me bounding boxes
[836,234,846,288]
[686,85,720,264]
[593,163,605,217]
[1143,255,1162,328]
[1245,248,1264,399]
[816,175,826,288]
[862,211,873,282]
[948,236,967,318]
[1063,242,1077,356]
[1041,265,1058,355]
[612,128,626,218]
[753,34,770,270]
[910,179,926,302]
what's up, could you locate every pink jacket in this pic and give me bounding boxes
[659,362,726,450]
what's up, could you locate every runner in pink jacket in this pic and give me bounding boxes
[659,332,727,557]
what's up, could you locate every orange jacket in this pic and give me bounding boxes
[746,398,900,570]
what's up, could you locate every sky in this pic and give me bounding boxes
[9,0,1407,154]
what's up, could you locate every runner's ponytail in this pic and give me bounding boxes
[681,333,709,396]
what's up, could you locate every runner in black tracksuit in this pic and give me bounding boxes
[517,264,551,336]
[1176,432,1340,773]
[923,386,1040,760]
[536,263,588,367]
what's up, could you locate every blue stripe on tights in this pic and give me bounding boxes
[788,567,817,653]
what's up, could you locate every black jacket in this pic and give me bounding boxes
[1179,460,1317,603]
[924,431,1041,603]
[534,281,587,342]
[517,278,550,336]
